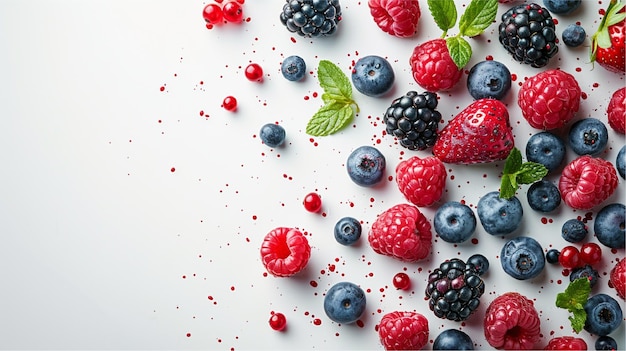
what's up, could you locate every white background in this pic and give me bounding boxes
[0,0,624,349]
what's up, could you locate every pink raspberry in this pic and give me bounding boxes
[377,311,429,350]
[368,204,432,262]
[410,39,463,92]
[610,257,626,300]
[396,155,446,207]
[607,86,625,134]
[558,155,619,210]
[484,292,541,350]
[544,336,588,350]
[260,227,311,277]
[518,69,581,130]
[368,0,420,38]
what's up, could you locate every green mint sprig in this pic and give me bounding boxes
[306,60,359,136]
[499,147,548,199]
[556,277,592,333]
[427,0,498,69]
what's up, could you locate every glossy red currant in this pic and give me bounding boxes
[245,63,263,82]
[269,312,286,331]
[580,242,602,266]
[303,192,322,213]
[222,1,243,23]
[222,96,237,111]
[202,4,223,24]
[559,245,582,269]
[392,272,411,290]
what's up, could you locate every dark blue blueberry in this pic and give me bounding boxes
[351,55,395,97]
[346,145,386,187]
[501,236,545,280]
[433,329,475,350]
[467,254,489,276]
[434,201,477,243]
[546,249,560,264]
[466,60,512,100]
[323,281,366,324]
[543,0,582,14]
[568,118,609,156]
[527,180,561,212]
[562,24,586,47]
[259,123,286,147]
[561,218,588,243]
[477,191,523,236]
[525,131,566,172]
[281,55,306,81]
[570,264,600,287]
[333,217,361,246]
[583,293,623,336]
[616,145,625,179]
[595,336,618,350]
[594,203,625,249]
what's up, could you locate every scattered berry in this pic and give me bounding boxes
[260,227,311,277]
[378,311,429,351]
[466,60,512,100]
[610,258,626,299]
[368,0,421,38]
[484,292,541,350]
[222,1,243,23]
[395,155,447,207]
[269,312,287,331]
[323,282,366,324]
[525,131,566,173]
[570,264,600,288]
[477,191,523,236]
[433,201,477,244]
[568,118,608,156]
[410,38,463,92]
[617,145,626,179]
[527,180,561,213]
[259,123,286,147]
[351,55,395,97]
[542,0,581,14]
[595,336,618,350]
[303,192,322,213]
[579,242,602,266]
[203,3,224,24]
[562,24,586,47]
[333,216,362,246]
[222,96,238,111]
[591,1,626,74]
[281,55,306,81]
[244,63,264,81]
[558,155,618,210]
[279,0,342,37]
[346,145,386,187]
[546,249,560,264]
[392,272,411,290]
[559,245,582,270]
[607,86,625,134]
[561,218,588,243]
[583,293,623,336]
[433,329,475,350]
[501,236,546,280]
[594,203,625,249]
[543,336,587,350]
[467,254,490,276]
[383,90,441,151]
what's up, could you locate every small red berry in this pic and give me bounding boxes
[580,242,602,266]
[269,312,287,331]
[222,1,243,23]
[222,96,237,111]
[303,192,322,213]
[202,4,223,24]
[245,63,264,82]
[392,272,411,290]
[559,245,582,269]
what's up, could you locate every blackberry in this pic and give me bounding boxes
[498,3,558,68]
[279,0,342,38]
[383,91,441,151]
[425,258,485,321]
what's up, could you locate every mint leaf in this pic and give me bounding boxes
[458,0,498,37]
[446,36,472,69]
[499,147,548,199]
[317,60,352,103]
[500,175,517,199]
[428,0,457,33]
[516,162,549,184]
[503,147,522,175]
[556,278,591,333]
[569,310,587,334]
[306,101,355,136]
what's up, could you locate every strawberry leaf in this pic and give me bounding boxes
[306,101,355,136]
[446,36,472,69]
[458,0,498,37]
[427,0,457,34]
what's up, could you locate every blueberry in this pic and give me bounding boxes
[583,293,623,336]
[466,60,512,100]
[500,236,546,280]
[351,55,395,97]
[525,131,566,172]
[616,145,625,179]
[433,329,475,350]
[561,218,588,243]
[594,203,625,249]
[346,145,386,187]
[434,201,477,243]
[570,264,600,287]
[568,118,609,156]
[323,281,366,324]
[467,254,489,276]
[546,248,560,264]
[595,336,618,350]
[477,191,523,236]
[562,24,586,47]
[527,180,561,212]
[333,217,361,246]
[543,0,582,14]
[259,123,286,147]
[281,55,306,81]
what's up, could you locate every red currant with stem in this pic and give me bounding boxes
[303,192,322,213]
[392,272,411,290]
[222,96,237,111]
[202,4,223,24]
[245,63,263,82]
[580,242,602,266]
[269,312,286,331]
[559,245,582,269]
[222,1,243,23]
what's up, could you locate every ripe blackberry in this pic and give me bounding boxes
[383,91,441,151]
[498,3,558,68]
[425,258,485,321]
[279,0,342,38]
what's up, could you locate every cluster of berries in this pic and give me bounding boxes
[202,0,245,29]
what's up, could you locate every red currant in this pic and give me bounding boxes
[269,312,286,331]
[580,242,602,266]
[559,245,582,269]
[202,4,223,24]
[245,63,263,82]
[222,96,237,111]
[392,272,411,290]
[222,1,243,23]
[303,192,322,213]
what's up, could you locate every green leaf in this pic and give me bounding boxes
[458,0,498,37]
[556,278,591,334]
[317,60,352,103]
[595,28,613,49]
[516,162,549,184]
[427,0,457,33]
[499,174,517,199]
[503,148,522,175]
[446,36,472,69]
[306,102,355,136]
[569,310,587,333]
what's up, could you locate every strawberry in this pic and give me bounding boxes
[260,227,311,277]
[409,38,463,92]
[377,311,429,350]
[607,86,626,134]
[433,98,514,164]
[484,292,541,350]
[395,156,446,207]
[368,0,421,38]
[591,0,626,74]
[544,336,588,350]
[610,257,626,299]
[558,155,619,210]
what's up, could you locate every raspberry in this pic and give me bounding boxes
[368,203,432,262]
[544,336,588,350]
[610,258,626,300]
[395,155,446,207]
[607,87,625,134]
[484,292,541,350]
[558,155,619,210]
[368,0,420,38]
[260,227,311,277]
[518,69,581,130]
[377,311,429,350]
[409,39,463,92]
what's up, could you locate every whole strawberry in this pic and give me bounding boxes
[368,203,432,262]
[378,311,429,350]
[484,292,541,350]
[558,155,619,210]
[608,86,625,134]
[518,69,581,130]
[410,39,463,92]
[610,257,626,299]
[368,0,420,38]
[544,336,588,350]
[260,227,311,277]
[396,156,446,207]
[591,0,626,74]
[433,98,514,164]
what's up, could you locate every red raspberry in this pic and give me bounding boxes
[518,69,581,130]
[377,311,429,350]
[610,257,626,300]
[544,336,588,350]
[396,155,446,207]
[484,292,541,350]
[558,155,619,210]
[409,39,463,92]
[368,0,420,38]
[260,227,311,277]
[368,204,432,262]
[607,86,625,134]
